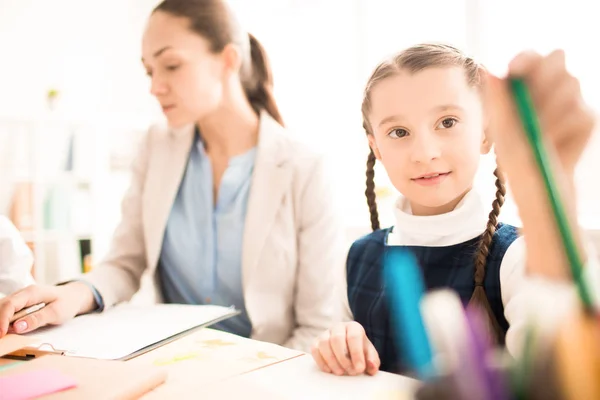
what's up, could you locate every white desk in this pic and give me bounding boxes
[137,329,419,399]
[2,328,419,399]
[201,354,419,399]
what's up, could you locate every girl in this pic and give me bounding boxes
[312,44,599,375]
[0,0,347,352]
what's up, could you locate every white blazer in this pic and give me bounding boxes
[83,112,348,351]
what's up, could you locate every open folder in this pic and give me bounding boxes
[14,303,239,360]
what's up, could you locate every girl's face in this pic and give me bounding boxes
[367,67,491,216]
[141,11,227,128]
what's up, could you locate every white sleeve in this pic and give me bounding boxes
[501,235,600,357]
[0,216,35,296]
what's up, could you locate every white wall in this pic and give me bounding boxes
[470,0,600,227]
[0,0,160,121]
[0,0,598,259]
[0,0,162,248]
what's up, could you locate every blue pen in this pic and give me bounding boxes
[384,247,435,380]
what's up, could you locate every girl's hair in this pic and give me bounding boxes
[361,43,506,343]
[365,146,381,231]
[154,0,284,125]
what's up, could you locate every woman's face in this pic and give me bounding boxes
[141,11,226,127]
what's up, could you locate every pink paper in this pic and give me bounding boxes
[0,368,77,400]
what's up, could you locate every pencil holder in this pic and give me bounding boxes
[414,309,600,399]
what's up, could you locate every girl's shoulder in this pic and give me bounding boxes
[488,223,521,263]
[495,222,520,244]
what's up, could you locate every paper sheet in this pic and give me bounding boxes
[0,368,77,400]
[133,327,303,397]
[25,304,237,360]
[227,355,418,400]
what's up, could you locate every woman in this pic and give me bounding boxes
[0,0,346,352]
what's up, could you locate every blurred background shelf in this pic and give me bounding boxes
[0,114,146,284]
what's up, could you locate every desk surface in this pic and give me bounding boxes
[204,354,418,399]
[138,329,418,399]
[135,328,303,398]
[1,328,418,399]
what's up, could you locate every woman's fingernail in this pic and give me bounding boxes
[15,321,28,332]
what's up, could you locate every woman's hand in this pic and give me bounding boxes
[0,282,96,337]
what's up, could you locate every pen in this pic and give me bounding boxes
[9,303,46,324]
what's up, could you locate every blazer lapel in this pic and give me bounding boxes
[144,124,194,272]
[242,114,292,288]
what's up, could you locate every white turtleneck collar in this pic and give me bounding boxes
[386,189,490,247]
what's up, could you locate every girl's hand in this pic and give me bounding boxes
[311,321,381,376]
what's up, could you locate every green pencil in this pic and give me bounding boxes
[510,78,594,312]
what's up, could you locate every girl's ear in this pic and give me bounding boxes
[368,135,382,160]
[481,132,493,155]
[480,76,494,155]
[481,111,493,154]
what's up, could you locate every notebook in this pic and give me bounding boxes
[0,368,77,400]
[16,303,239,360]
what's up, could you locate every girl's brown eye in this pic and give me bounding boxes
[388,128,408,139]
[438,118,458,129]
